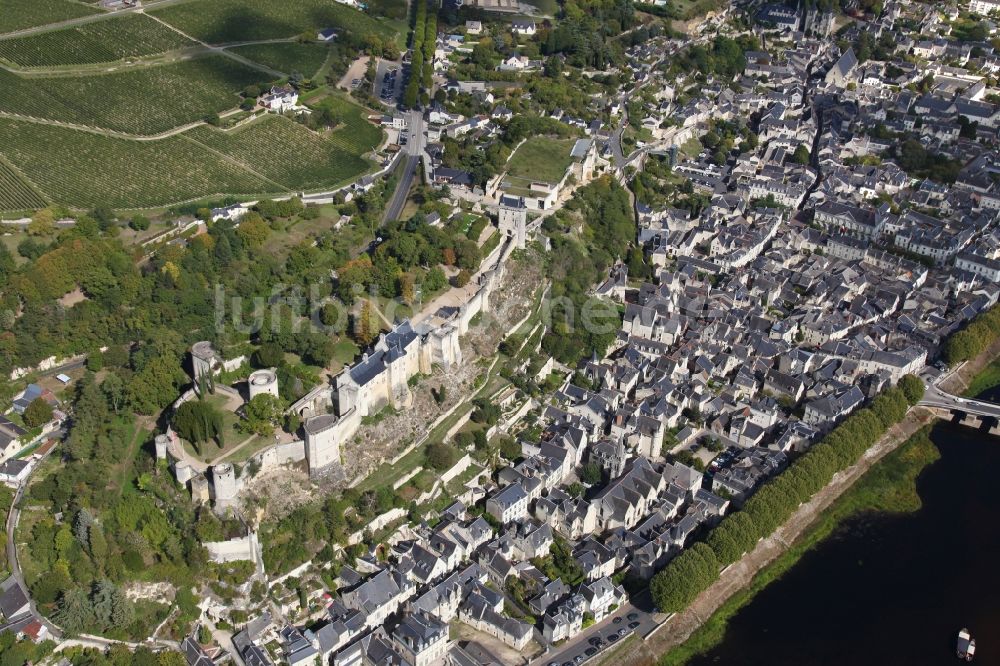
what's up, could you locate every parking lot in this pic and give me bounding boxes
[537,603,661,666]
[375,59,402,106]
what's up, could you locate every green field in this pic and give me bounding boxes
[0,56,267,135]
[150,0,397,44]
[0,0,101,35]
[186,112,375,190]
[505,137,577,184]
[0,14,195,67]
[229,42,332,78]
[0,118,278,209]
[0,157,47,212]
[0,98,381,210]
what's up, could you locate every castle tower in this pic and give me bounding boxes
[212,463,239,505]
[154,434,170,460]
[191,341,220,381]
[498,195,527,250]
[304,413,346,475]
[248,368,279,401]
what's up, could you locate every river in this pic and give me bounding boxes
[688,418,1000,666]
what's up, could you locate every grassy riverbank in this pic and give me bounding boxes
[661,425,941,666]
[962,357,1000,398]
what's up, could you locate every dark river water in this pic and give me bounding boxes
[688,418,1000,666]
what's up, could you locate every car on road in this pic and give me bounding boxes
[585,648,597,657]
[618,628,628,637]
[612,616,622,624]
[574,656,584,664]
[628,622,641,629]
[607,634,619,643]
[627,613,639,621]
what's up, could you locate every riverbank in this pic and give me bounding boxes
[641,340,1000,666]
[661,425,941,665]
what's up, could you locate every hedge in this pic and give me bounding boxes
[650,376,923,613]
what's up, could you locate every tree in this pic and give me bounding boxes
[581,462,602,485]
[172,399,225,449]
[237,213,270,248]
[352,300,379,347]
[792,144,811,165]
[898,374,924,406]
[243,394,283,436]
[28,208,56,236]
[23,397,53,427]
[254,342,284,368]
[493,435,520,461]
[426,442,459,470]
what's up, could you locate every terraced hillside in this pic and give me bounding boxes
[0,118,279,210]
[0,56,265,135]
[0,0,395,211]
[0,14,196,68]
[0,102,382,210]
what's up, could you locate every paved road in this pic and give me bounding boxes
[532,594,663,666]
[6,433,64,640]
[920,383,1000,419]
[382,110,424,223]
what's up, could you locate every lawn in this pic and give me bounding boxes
[150,0,397,44]
[0,55,267,135]
[0,14,195,67]
[505,137,576,185]
[229,42,332,78]
[0,0,101,35]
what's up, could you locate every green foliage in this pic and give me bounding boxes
[652,384,917,614]
[172,399,225,449]
[650,543,719,613]
[242,393,283,436]
[532,536,585,585]
[898,374,925,406]
[426,442,460,471]
[943,304,1000,365]
[23,397,54,427]
[541,176,630,365]
[886,138,961,183]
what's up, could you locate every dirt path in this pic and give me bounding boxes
[632,406,937,664]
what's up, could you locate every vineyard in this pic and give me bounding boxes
[0,56,267,135]
[186,113,376,191]
[314,95,384,155]
[0,0,101,35]
[0,14,195,68]
[0,118,283,210]
[229,42,332,79]
[150,0,396,44]
[0,156,47,213]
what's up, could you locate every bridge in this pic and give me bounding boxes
[919,383,1000,433]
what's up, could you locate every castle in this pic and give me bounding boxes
[163,236,513,505]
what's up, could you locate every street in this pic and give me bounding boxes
[532,593,664,666]
[382,110,424,224]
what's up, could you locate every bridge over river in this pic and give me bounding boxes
[919,384,1000,432]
